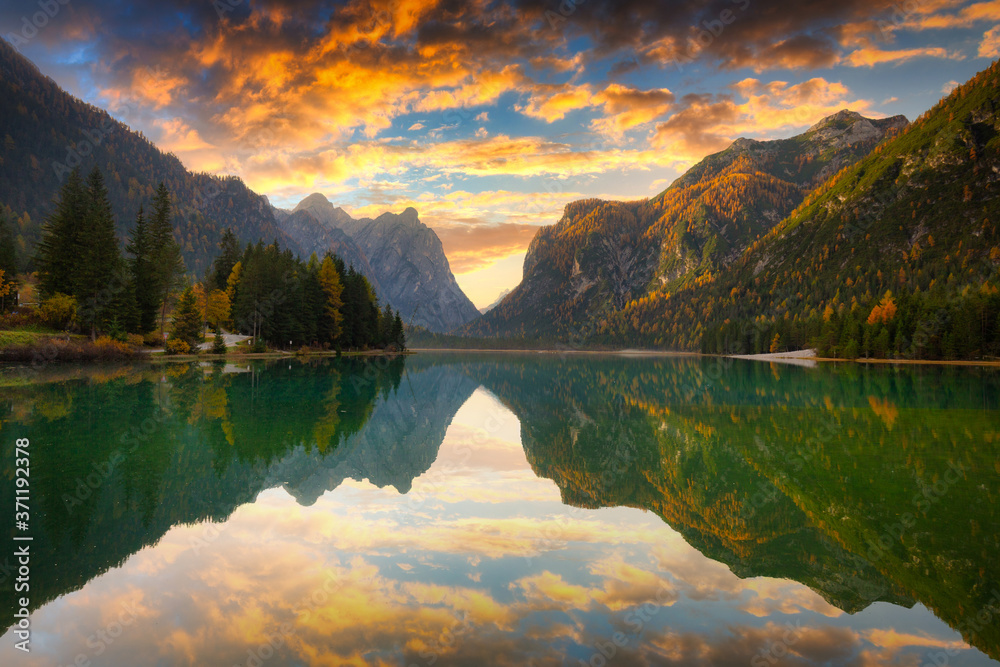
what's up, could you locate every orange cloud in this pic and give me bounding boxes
[653,77,878,163]
[844,46,963,67]
[980,25,1000,57]
[900,0,1000,30]
[436,223,541,273]
[516,84,595,122]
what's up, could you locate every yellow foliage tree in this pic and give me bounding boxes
[204,290,231,328]
[225,261,242,303]
[0,269,13,310]
[317,256,344,342]
[866,292,897,325]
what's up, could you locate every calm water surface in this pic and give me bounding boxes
[1,354,998,666]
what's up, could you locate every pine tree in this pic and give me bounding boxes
[391,312,405,350]
[36,169,86,298]
[210,228,240,291]
[379,303,394,347]
[169,287,203,350]
[149,182,184,337]
[0,211,17,311]
[74,168,123,339]
[127,206,159,332]
[211,328,227,355]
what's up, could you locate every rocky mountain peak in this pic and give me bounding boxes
[730,137,760,151]
[805,109,908,148]
[293,192,333,213]
[275,194,481,332]
[808,109,865,132]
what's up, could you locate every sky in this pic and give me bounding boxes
[2,0,998,306]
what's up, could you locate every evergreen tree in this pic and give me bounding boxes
[379,303,394,347]
[149,182,184,337]
[74,168,123,339]
[211,328,228,355]
[36,169,86,298]
[126,206,158,333]
[0,211,17,310]
[209,228,240,291]
[169,287,203,350]
[391,312,405,350]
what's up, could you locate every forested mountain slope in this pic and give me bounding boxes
[606,60,1000,359]
[466,110,906,338]
[0,38,299,276]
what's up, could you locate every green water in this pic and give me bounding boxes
[1,354,998,666]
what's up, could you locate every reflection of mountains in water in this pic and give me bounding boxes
[1,355,998,659]
[0,358,475,629]
[269,365,479,502]
[449,355,1000,660]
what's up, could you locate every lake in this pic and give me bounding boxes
[1,353,998,666]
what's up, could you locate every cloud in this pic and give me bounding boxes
[407,122,425,131]
[590,84,675,136]
[652,77,877,162]
[153,118,214,152]
[436,223,541,273]
[980,25,1000,58]
[516,84,595,122]
[899,0,1000,30]
[844,46,963,67]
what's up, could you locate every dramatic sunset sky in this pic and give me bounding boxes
[2,0,997,305]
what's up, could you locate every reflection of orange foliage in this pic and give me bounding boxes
[868,396,899,429]
[866,293,897,325]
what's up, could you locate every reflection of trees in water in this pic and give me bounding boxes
[448,355,1000,659]
[0,357,408,626]
[1,355,998,659]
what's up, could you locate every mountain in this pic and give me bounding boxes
[271,204,382,292]
[454,355,1000,657]
[480,289,511,314]
[466,110,907,338]
[274,193,481,333]
[607,60,1000,358]
[0,38,301,276]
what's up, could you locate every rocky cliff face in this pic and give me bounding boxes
[274,206,383,293]
[274,194,480,333]
[466,109,908,338]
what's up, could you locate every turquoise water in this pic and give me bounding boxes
[1,354,998,666]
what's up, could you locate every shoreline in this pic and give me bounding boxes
[411,347,1000,367]
[3,343,998,368]
[145,349,413,362]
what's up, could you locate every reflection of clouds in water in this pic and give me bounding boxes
[18,484,975,667]
[9,372,986,667]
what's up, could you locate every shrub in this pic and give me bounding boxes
[0,306,41,329]
[0,336,140,362]
[250,338,267,353]
[93,336,133,359]
[165,338,191,355]
[143,331,164,347]
[40,293,77,330]
[126,334,145,348]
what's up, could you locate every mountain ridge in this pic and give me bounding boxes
[0,37,303,275]
[466,107,908,338]
[273,193,481,333]
[0,38,478,333]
